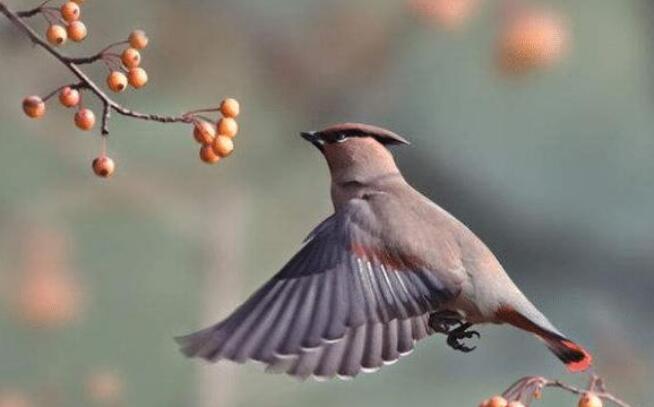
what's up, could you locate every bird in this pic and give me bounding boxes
[176,122,592,380]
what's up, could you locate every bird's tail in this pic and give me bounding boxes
[496,305,592,373]
[541,333,593,373]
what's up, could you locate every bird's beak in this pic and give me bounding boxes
[300,131,324,151]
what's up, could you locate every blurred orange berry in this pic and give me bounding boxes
[46,24,67,46]
[127,67,148,88]
[60,2,81,22]
[13,227,84,329]
[212,135,234,157]
[199,145,220,164]
[22,96,45,118]
[92,156,115,178]
[107,71,128,93]
[498,9,568,75]
[217,117,238,138]
[193,120,216,145]
[408,0,479,30]
[579,392,603,407]
[17,268,81,327]
[220,98,240,118]
[58,87,80,108]
[478,398,490,407]
[128,30,148,49]
[507,401,525,407]
[67,21,87,42]
[121,48,141,69]
[74,108,95,130]
[86,370,124,404]
[487,396,508,407]
[0,391,32,407]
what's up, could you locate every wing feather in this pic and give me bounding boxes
[177,200,461,379]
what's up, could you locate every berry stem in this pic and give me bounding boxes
[101,101,111,136]
[184,107,221,116]
[41,82,83,102]
[69,41,130,65]
[0,2,195,130]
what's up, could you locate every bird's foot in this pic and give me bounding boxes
[428,310,464,335]
[446,322,480,353]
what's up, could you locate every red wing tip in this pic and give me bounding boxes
[562,340,593,372]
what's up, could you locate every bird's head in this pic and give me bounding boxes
[301,123,409,184]
[300,122,409,151]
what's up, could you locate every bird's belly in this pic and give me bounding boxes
[443,285,490,324]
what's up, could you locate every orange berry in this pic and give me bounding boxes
[193,121,216,145]
[61,2,81,22]
[579,392,603,407]
[92,156,115,178]
[499,9,568,74]
[67,21,87,42]
[0,391,32,407]
[487,396,508,407]
[121,48,141,69]
[22,96,45,118]
[106,71,128,93]
[58,87,80,108]
[74,108,95,131]
[220,98,240,118]
[86,370,124,403]
[408,0,479,30]
[128,30,149,49]
[217,117,238,138]
[212,135,234,157]
[199,145,220,164]
[127,67,148,89]
[46,24,67,46]
[507,402,525,407]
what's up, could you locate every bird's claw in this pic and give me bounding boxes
[446,323,480,353]
[428,310,464,335]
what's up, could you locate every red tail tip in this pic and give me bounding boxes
[561,340,593,372]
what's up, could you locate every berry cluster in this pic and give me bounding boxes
[106,31,149,92]
[479,375,629,407]
[479,391,603,407]
[45,0,87,45]
[191,98,240,165]
[4,0,240,180]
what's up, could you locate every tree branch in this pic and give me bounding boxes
[0,1,194,136]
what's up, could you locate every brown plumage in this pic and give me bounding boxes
[176,123,592,380]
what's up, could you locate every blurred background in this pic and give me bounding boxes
[1,0,652,405]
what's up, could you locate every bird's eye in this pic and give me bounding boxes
[335,134,347,143]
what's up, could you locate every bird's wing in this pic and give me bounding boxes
[177,199,462,376]
[264,315,433,380]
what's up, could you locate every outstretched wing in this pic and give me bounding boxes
[177,199,462,378]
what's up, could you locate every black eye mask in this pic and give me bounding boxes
[318,123,410,146]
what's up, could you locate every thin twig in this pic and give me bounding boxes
[501,375,632,407]
[41,82,84,102]
[0,1,195,130]
[101,101,111,135]
[185,107,221,115]
[68,41,129,64]
[15,0,53,18]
